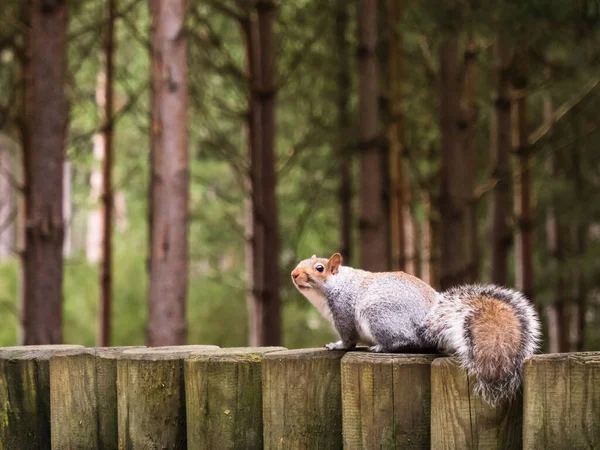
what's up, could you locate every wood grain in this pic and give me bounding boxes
[341,352,438,449]
[185,347,285,450]
[116,345,218,449]
[523,352,600,449]
[0,345,84,450]
[262,348,345,449]
[430,357,522,449]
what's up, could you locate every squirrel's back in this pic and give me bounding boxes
[424,284,540,405]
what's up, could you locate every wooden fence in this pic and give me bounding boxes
[0,345,598,449]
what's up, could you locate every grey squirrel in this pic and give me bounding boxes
[291,253,540,406]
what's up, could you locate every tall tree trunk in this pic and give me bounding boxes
[335,0,352,263]
[22,0,68,344]
[241,1,281,346]
[256,0,281,346]
[241,8,264,347]
[98,0,116,347]
[572,123,587,351]
[357,0,388,271]
[544,94,569,353]
[439,34,469,289]
[458,38,479,283]
[16,1,32,345]
[387,0,406,272]
[512,55,534,303]
[490,38,512,286]
[147,0,189,346]
[425,188,440,289]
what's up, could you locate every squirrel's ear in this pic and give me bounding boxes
[328,253,342,275]
[311,254,316,259]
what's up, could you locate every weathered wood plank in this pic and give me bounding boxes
[341,352,438,449]
[430,357,522,449]
[523,352,600,450]
[116,345,218,449]
[262,348,345,450]
[0,345,84,450]
[49,347,143,450]
[184,347,285,450]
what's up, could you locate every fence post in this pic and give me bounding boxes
[49,347,144,450]
[262,348,345,449]
[430,357,522,449]
[0,345,84,450]
[116,345,219,449]
[523,352,600,449]
[184,347,286,450]
[341,352,437,449]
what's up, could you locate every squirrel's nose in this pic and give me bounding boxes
[291,269,300,279]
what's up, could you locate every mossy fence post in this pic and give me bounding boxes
[49,346,144,450]
[184,347,285,450]
[430,357,522,449]
[116,345,218,449]
[341,352,438,449]
[523,352,600,449]
[0,345,84,450]
[262,348,345,450]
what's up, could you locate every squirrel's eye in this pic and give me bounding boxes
[315,264,324,273]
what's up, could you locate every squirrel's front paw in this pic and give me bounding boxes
[325,340,348,350]
[369,344,385,353]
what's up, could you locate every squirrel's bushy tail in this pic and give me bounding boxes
[424,285,541,406]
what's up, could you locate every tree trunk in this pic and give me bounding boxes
[490,38,512,286]
[22,0,68,344]
[387,0,406,272]
[512,55,534,304]
[358,0,388,271]
[335,0,352,263]
[544,94,569,353]
[572,123,587,351]
[458,38,479,283]
[241,8,264,347]
[241,1,281,346]
[98,0,116,347]
[256,0,281,346]
[439,35,469,290]
[16,1,32,345]
[147,0,189,346]
[425,190,440,289]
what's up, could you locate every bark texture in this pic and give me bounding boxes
[513,56,534,303]
[439,35,469,290]
[458,38,479,283]
[387,0,407,273]
[544,95,569,353]
[490,38,512,286]
[22,0,68,344]
[147,0,189,346]
[358,0,388,271]
[335,0,353,263]
[241,0,281,346]
[99,0,116,347]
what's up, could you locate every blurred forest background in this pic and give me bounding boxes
[0,0,599,351]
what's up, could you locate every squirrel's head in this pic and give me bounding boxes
[291,253,342,293]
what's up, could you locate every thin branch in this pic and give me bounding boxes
[529,78,600,147]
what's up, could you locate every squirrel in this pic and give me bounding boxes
[291,253,541,406]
